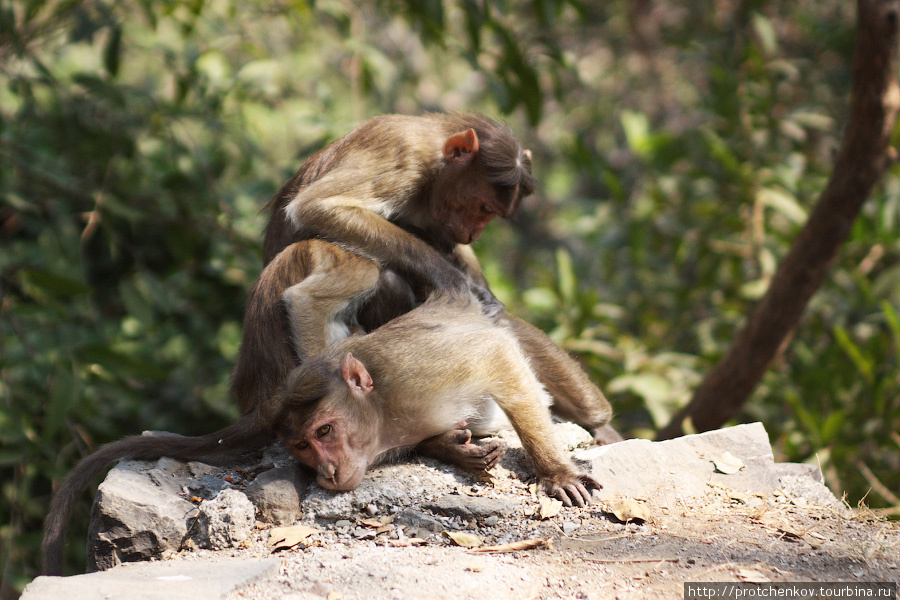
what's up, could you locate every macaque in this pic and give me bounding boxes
[273,246,600,506]
[262,113,535,308]
[41,241,502,575]
[245,112,621,443]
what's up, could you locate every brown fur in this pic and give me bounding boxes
[274,258,599,505]
[240,113,617,441]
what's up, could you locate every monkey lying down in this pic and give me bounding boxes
[42,242,601,575]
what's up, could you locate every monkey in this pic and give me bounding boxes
[262,113,535,306]
[41,240,505,576]
[273,260,602,507]
[249,112,622,444]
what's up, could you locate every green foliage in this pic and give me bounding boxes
[1,0,898,593]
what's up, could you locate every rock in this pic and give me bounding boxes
[394,508,447,533]
[192,489,255,550]
[87,461,199,572]
[21,557,280,600]
[243,466,309,525]
[575,422,783,506]
[302,461,461,521]
[551,421,594,451]
[774,462,845,509]
[423,495,518,521]
[562,520,580,534]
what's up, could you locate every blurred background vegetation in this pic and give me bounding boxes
[2,0,899,592]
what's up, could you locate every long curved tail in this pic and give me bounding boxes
[41,418,270,575]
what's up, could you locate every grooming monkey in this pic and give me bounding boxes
[245,112,621,443]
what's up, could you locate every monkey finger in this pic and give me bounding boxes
[481,441,506,469]
[449,428,473,445]
[570,482,594,507]
[549,486,574,507]
[580,473,603,491]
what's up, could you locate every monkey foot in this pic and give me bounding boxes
[541,472,602,508]
[592,423,624,446]
[416,429,506,473]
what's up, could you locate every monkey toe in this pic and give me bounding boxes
[444,437,505,473]
[545,473,601,507]
[592,423,624,445]
[481,439,506,470]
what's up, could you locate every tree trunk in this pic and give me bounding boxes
[657,0,900,440]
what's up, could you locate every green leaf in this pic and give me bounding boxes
[104,25,122,78]
[74,344,167,381]
[621,110,651,158]
[608,373,673,428]
[833,325,874,384]
[758,186,806,224]
[19,269,92,300]
[881,300,900,354]
[751,12,778,54]
[522,287,558,313]
[555,248,576,304]
[43,360,83,441]
[820,411,845,444]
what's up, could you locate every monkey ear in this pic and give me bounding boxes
[341,353,374,395]
[442,129,480,163]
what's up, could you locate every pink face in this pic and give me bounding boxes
[434,176,509,245]
[288,414,369,490]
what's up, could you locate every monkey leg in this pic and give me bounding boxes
[501,314,623,444]
[415,428,505,473]
[281,242,381,359]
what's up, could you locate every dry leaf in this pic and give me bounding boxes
[714,451,745,474]
[608,499,650,523]
[360,516,393,528]
[469,538,549,553]
[539,497,563,519]
[477,470,495,485]
[267,524,319,551]
[359,518,382,528]
[444,531,484,548]
[737,568,769,583]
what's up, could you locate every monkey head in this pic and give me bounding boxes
[430,127,535,246]
[275,353,381,491]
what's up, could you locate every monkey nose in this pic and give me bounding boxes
[318,463,337,482]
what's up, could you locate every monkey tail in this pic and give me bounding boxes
[41,418,270,576]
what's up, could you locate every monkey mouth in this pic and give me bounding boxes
[318,466,363,491]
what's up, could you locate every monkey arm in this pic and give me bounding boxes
[286,198,472,297]
[447,245,504,317]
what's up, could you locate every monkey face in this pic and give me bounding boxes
[286,413,372,491]
[431,173,506,245]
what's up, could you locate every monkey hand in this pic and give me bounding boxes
[469,282,505,319]
[416,429,506,473]
[541,471,602,508]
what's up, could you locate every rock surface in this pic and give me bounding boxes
[22,422,900,600]
[22,557,279,600]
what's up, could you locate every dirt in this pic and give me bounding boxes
[161,467,900,600]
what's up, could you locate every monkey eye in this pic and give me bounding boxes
[316,424,332,438]
[294,440,309,451]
